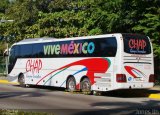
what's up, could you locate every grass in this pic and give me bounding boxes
[0,110,54,115]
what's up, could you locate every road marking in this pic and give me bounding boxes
[0,80,18,85]
[149,94,160,100]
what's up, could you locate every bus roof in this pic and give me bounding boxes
[14,33,122,45]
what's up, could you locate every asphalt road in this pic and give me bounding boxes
[0,84,160,115]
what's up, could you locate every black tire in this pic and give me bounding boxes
[66,77,76,92]
[18,74,25,87]
[81,78,91,94]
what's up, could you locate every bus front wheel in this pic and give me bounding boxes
[18,74,25,87]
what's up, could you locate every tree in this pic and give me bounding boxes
[132,0,160,57]
[0,0,10,13]
[0,0,160,58]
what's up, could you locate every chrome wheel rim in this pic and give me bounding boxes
[82,81,90,91]
[68,80,75,91]
[19,75,24,85]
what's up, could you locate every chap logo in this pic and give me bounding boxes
[129,39,146,50]
[26,59,42,74]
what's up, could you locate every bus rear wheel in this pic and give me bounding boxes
[81,78,91,95]
[66,77,76,92]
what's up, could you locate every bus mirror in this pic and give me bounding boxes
[3,49,9,57]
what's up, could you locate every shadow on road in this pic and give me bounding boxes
[0,84,159,115]
[14,85,66,91]
[101,89,160,98]
[0,85,67,99]
[73,100,160,115]
[0,85,56,99]
[10,85,160,98]
[26,85,160,98]
[1,84,159,102]
[0,91,45,99]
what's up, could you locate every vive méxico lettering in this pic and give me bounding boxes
[43,41,95,55]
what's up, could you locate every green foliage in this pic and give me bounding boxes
[132,0,160,57]
[0,0,10,13]
[89,28,102,35]
[0,0,159,59]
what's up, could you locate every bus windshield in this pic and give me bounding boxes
[123,34,151,54]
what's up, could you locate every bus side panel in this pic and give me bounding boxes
[9,57,114,90]
[92,57,114,91]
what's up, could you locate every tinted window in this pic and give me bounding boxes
[15,45,20,59]
[33,43,43,58]
[20,44,32,58]
[8,45,19,74]
[123,34,151,54]
[94,37,117,57]
[37,37,117,57]
[16,37,117,58]
[9,46,15,65]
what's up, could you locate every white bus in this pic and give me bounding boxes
[8,33,154,93]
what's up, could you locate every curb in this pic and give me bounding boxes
[0,80,18,85]
[149,94,160,99]
[148,86,160,100]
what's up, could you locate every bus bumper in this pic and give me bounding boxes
[92,82,154,91]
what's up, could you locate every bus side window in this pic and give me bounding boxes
[33,43,44,58]
[97,37,117,57]
[106,38,117,56]
[20,44,33,58]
